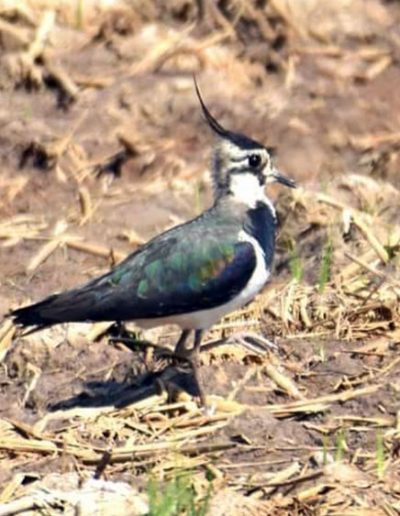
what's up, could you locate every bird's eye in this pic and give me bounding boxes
[248,154,261,168]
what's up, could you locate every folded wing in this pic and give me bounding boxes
[11,223,256,329]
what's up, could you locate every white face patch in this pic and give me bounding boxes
[229,172,267,207]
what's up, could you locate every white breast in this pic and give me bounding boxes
[136,231,270,330]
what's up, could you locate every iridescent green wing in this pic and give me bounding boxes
[104,230,257,319]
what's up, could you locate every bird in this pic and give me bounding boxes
[9,79,296,404]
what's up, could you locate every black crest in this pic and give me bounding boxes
[194,77,264,151]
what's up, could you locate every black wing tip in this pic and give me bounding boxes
[8,303,51,331]
[3,310,44,337]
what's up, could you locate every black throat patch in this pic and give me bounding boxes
[243,201,277,268]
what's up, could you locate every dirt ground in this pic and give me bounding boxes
[1,1,400,514]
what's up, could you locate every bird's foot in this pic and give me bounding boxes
[154,347,191,367]
[163,349,207,407]
[227,331,278,354]
[107,322,151,353]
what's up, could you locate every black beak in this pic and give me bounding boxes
[273,170,296,188]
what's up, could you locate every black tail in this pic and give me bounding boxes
[10,294,66,331]
[8,268,139,332]
[9,281,112,331]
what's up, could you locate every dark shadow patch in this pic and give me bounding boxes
[48,363,200,411]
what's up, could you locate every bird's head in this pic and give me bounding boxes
[195,79,296,207]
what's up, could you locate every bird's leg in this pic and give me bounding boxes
[173,329,206,406]
[174,329,204,357]
[190,330,206,406]
[193,329,204,353]
[173,329,192,355]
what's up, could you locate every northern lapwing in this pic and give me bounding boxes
[9,79,296,404]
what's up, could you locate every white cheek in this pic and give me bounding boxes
[229,172,277,218]
[229,173,265,207]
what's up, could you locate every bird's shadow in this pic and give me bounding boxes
[48,334,201,412]
[48,366,201,412]
[46,329,265,412]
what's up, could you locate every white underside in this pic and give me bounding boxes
[135,231,270,330]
